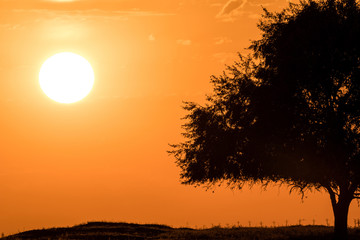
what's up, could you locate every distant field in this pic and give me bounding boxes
[2,222,360,240]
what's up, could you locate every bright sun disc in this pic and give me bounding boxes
[39,52,94,103]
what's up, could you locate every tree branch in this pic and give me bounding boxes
[325,185,338,207]
[349,182,359,195]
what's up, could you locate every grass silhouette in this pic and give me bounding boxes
[2,222,360,240]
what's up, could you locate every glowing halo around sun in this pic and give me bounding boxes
[39,52,95,104]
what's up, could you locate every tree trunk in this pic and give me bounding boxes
[332,196,352,240]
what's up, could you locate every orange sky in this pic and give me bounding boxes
[0,0,359,236]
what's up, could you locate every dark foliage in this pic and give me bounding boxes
[169,0,360,239]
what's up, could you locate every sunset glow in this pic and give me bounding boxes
[1,0,360,237]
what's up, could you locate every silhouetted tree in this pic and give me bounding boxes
[169,0,360,239]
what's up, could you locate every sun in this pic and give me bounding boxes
[39,52,95,104]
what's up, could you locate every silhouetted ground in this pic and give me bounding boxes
[2,222,360,240]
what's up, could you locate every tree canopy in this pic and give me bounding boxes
[170,0,360,239]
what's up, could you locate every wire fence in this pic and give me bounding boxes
[195,218,360,229]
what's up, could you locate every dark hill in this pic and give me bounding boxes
[2,222,360,240]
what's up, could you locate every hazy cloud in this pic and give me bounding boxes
[12,8,174,21]
[43,0,79,2]
[148,34,155,41]
[214,37,232,45]
[217,0,247,21]
[210,3,222,7]
[213,52,237,64]
[0,23,23,30]
[176,39,191,45]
